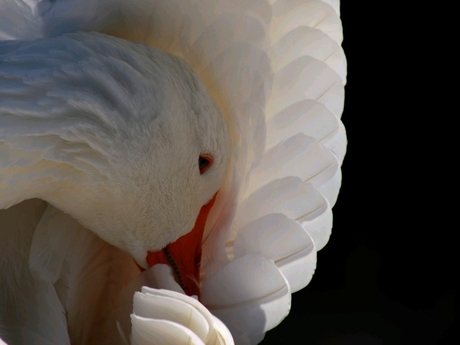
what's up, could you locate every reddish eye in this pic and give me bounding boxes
[198,155,213,174]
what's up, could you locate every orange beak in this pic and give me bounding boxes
[146,193,217,299]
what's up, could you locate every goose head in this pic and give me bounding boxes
[0,32,231,294]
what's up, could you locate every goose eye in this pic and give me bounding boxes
[199,155,213,174]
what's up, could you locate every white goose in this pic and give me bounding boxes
[0,0,347,344]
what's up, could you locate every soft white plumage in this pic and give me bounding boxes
[0,0,346,344]
[0,31,230,265]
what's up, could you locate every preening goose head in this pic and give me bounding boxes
[0,32,231,280]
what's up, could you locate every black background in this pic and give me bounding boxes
[261,2,457,344]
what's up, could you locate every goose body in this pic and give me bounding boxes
[0,0,347,344]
